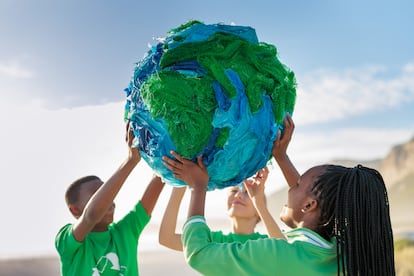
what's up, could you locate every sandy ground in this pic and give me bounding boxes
[0,250,199,276]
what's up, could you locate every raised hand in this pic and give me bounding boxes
[126,121,140,164]
[272,113,294,161]
[244,167,269,205]
[163,151,209,190]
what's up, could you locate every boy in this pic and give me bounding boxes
[55,123,165,275]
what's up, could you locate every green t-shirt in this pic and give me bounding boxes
[55,201,150,276]
[211,230,268,243]
[182,216,337,276]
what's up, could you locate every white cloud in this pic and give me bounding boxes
[294,63,414,125]
[0,61,34,79]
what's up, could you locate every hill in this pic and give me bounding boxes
[267,135,414,236]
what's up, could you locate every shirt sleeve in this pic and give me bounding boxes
[182,216,286,275]
[55,223,82,261]
[115,201,150,238]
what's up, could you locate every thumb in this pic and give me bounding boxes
[243,181,253,192]
[197,155,205,169]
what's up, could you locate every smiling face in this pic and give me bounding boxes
[227,185,259,221]
[280,166,325,229]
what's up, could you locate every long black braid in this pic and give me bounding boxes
[311,164,395,276]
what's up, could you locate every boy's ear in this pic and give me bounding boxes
[69,204,81,218]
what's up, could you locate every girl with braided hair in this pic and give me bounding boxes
[273,114,395,275]
[164,114,395,276]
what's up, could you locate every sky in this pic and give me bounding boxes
[1,0,414,259]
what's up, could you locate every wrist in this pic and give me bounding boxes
[126,153,140,165]
[274,153,289,163]
[253,197,266,209]
[191,185,207,193]
[188,187,206,218]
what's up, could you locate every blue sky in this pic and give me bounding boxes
[1,0,414,258]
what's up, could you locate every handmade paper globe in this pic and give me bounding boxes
[124,20,296,190]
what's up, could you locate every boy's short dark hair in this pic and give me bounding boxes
[65,175,101,206]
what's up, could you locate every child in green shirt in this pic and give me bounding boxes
[158,167,276,252]
[55,123,165,276]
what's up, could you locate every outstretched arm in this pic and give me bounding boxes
[273,114,299,187]
[245,167,286,240]
[163,151,209,218]
[73,123,140,242]
[159,186,186,251]
[140,174,165,216]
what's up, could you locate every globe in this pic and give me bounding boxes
[124,20,296,190]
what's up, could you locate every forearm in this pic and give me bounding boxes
[274,154,299,187]
[84,157,139,222]
[159,187,186,251]
[73,157,139,241]
[140,175,165,216]
[254,201,286,240]
[188,187,206,218]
